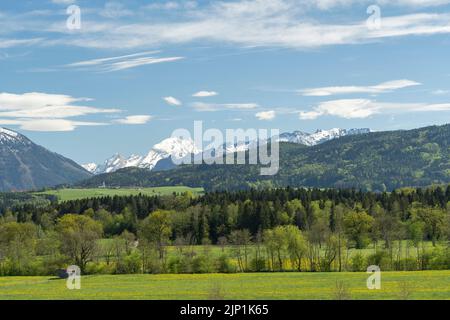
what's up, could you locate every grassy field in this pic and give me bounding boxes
[34,187,204,202]
[0,271,449,300]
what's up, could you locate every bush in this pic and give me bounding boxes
[85,262,111,275]
[41,254,69,276]
[116,252,141,274]
[192,255,213,273]
[429,247,450,270]
[249,256,266,272]
[216,255,235,273]
[167,256,182,274]
[350,252,366,272]
[367,251,391,271]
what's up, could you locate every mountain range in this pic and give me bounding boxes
[83,128,371,175]
[77,124,450,192]
[0,127,91,192]
[1,125,449,193]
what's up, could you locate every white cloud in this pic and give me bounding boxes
[299,79,421,96]
[0,118,106,132]
[51,0,76,4]
[0,92,119,118]
[0,92,86,110]
[100,2,133,18]
[113,115,153,124]
[163,96,182,106]
[307,0,450,10]
[299,98,450,119]
[5,1,450,50]
[377,0,450,7]
[0,92,120,132]
[144,1,198,11]
[256,110,276,120]
[60,6,450,49]
[192,102,259,112]
[0,38,43,49]
[431,89,450,95]
[0,119,21,126]
[105,56,183,72]
[0,105,118,119]
[18,119,105,132]
[65,52,183,72]
[66,51,160,67]
[192,91,218,97]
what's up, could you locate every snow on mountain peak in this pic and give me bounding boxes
[276,128,370,146]
[152,136,200,158]
[84,128,371,175]
[140,136,200,170]
[86,136,201,174]
[0,127,28,145]
[82,163,98,173]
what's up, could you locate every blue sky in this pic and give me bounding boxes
[1,0,450,164]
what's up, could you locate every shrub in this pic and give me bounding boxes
[85,262,109,275]
[350,252,366,272]
[167,256,183,274]
[216,255,235,273]
[367,251,391,271]
[192,255,213,273]
[115,252,141,274]
[249,256,266,272]
[429,247,450,270]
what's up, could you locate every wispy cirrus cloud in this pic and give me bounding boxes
[51,0,76,4]
[299,79,421,96]
[299,98,450,120]
[431,89,450,95]
[192,102,259,112]
[4,1,450,50]
[100,2,134,18]
[143,1,198,11]
[0,38,43,49]
[307,0,450,10]
[65,52,184,72]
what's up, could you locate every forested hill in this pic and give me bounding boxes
[77,124,450,192]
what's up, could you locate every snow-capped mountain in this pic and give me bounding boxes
[82,163,98,173]
[84,128,371,174]
[276,128,371,146]
[1,127,91,192]
[0,127,30,146]
[85,136,200,174]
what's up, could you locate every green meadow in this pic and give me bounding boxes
[0,271,449,300]
[35,187,204,202]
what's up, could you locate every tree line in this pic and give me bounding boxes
[0,186,449,275]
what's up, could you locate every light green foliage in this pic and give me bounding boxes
[35,187,204,202]
[56,215,103,272]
